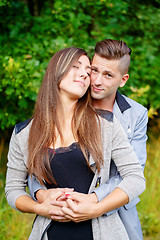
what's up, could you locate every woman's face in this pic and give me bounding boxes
[59,55,91,101]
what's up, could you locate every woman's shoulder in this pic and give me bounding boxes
[97,111,124,141]
[12,118,33,146]
[8,119,33,164]
[15,118,32,135]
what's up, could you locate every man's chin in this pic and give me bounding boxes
[91,93,104,100]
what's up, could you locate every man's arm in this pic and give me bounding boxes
[28,175,74,203]
[93,109,148,204]
[129,109,148,170]
[28,175,46,202]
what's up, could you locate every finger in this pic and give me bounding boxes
[61,202,78,217]
[50,200,67,207]
[67,192,85,203]
[54,189,74,200]
[64,188,74,192]
[66,198,79,212]
[57,195,67,201]
[49,208,65,216]
[61,212,84,223]
[57,188,74,193]
[50,215,70,222]
[50,191,64,201]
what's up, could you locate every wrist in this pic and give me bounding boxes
[36,189,47,203]
[96,201,105,217]
[33,201,49,217]
[88,193,98,203]
[90,202,103,218]
[33,202,41,215]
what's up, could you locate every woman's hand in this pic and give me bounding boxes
[50,192,101,222]
[36,188,74,203]
[34,191,71,222]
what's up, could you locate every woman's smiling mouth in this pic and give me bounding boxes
[74,80,85,87]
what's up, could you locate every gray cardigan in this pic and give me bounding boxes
[5,114,146,240]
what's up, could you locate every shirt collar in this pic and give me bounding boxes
[115,91,131,113]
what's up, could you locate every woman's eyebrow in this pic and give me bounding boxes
[78,60,91,69]
[86,66,91,70]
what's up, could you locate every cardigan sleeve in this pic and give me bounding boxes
[5,128,30,210]
[111,115,146,202]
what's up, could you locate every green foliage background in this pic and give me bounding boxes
[0,1,160,239]
[0,0,160,133]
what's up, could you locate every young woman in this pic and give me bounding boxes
[5,47,145,240]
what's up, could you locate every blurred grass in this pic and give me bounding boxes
[0,122,160,239]
[0,185,34,240]
[0,139,35,240]
[137,120,160,239]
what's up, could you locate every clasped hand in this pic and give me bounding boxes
[36,189,99,223]
[49,191,100,223]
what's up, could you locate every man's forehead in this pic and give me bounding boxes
[91,54,120,70]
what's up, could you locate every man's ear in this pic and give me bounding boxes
[119,74,129,88]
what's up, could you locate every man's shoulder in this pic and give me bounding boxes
[115,92,148,126]
[122,94,147,113]
[119,93,147,112]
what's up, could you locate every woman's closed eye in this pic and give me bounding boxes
[73,65,79,69]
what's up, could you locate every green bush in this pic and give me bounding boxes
[0,0,160,131]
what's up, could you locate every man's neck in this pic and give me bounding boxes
[92,95,116,112]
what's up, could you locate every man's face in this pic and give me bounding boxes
[90,54,126,101]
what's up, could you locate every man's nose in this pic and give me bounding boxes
[93,73,102,85]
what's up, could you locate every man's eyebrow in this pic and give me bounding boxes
[91,66,114,75]
[103,70,113,75]
[91,65,98,69]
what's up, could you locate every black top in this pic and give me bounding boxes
[46,142,94,240]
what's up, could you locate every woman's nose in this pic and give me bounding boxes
[80,69,89,79]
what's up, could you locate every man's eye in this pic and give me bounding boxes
[106,74,112,78]
[87,72,91,76]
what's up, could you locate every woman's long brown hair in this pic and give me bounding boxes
[27,47,103,185]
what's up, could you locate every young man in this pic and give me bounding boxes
[89,39,148,240]
[28,39,148,240]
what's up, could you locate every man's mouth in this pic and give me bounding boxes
[92,86,103,92]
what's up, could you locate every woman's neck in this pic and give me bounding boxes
[53,96,77,148]
[59,95,77,120]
